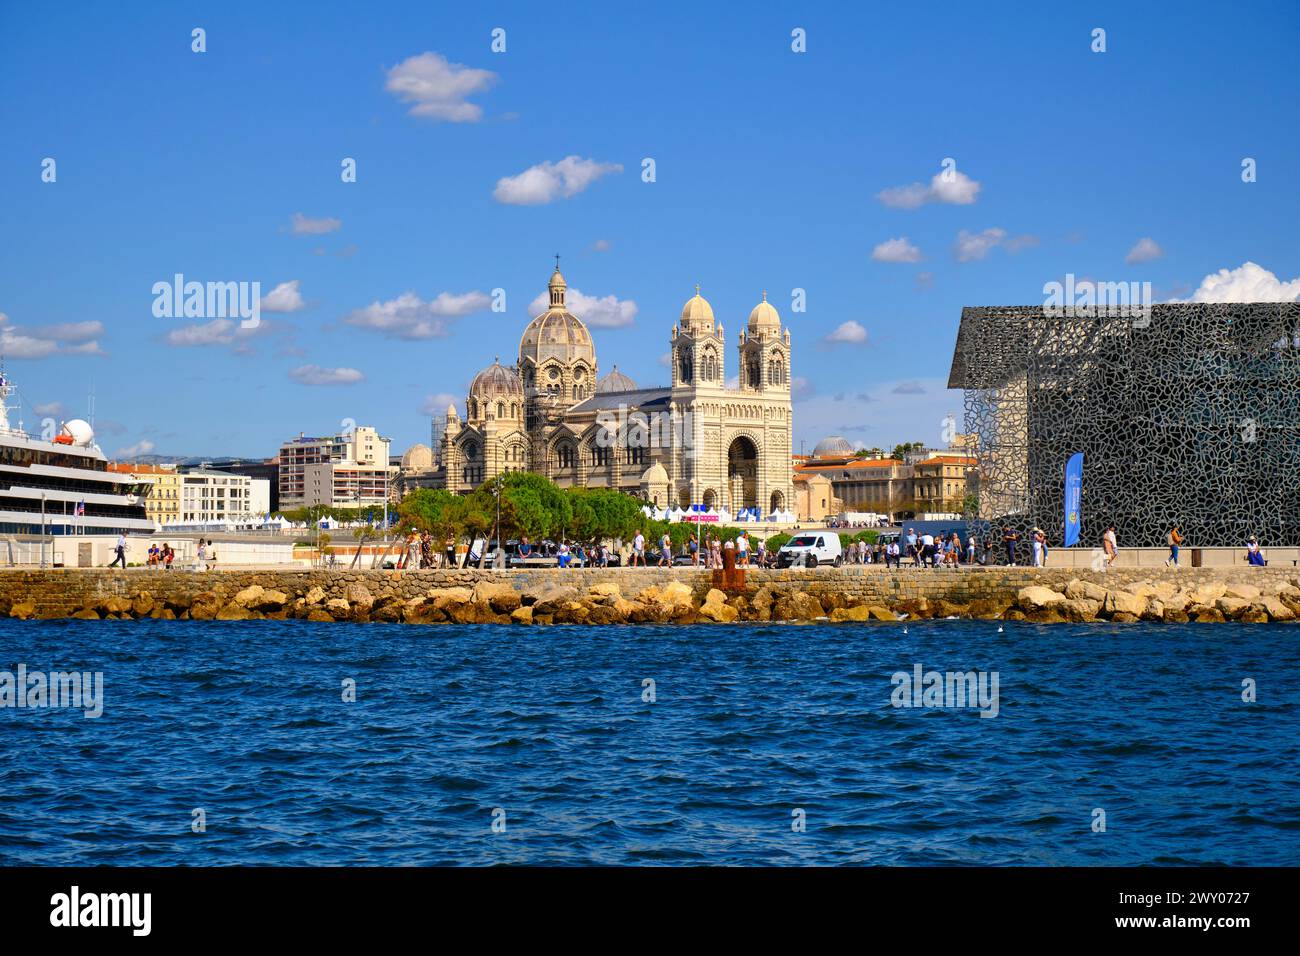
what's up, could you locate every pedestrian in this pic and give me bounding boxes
[965,534,976,565]
[109,533,127,568]
[163,543,175,571]
[736,531,749,567]
[1002,525,1019,566]
[905,527,918,567]
[658,530,672,567]
[557,540,571,568]
[1246,536,1266,567]
[1031,527,1044,567]
[1102,525,1118,568]
[756,537,767,568]
[1166,525,1183,567]
[885,538,900,569]
[631,529,646,567]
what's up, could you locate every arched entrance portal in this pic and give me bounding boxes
[702,488,717,510]
[727,436,759,511]
[769,489,785,514]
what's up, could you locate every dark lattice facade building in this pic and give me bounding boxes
[948,302,1300,549]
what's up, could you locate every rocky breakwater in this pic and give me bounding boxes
[5,568,1300,625]
[1012,577,1300,624]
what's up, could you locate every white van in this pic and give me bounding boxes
[777,532,843,568]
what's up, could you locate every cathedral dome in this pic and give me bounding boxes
[469,358,524,398]
[519,264,596,367]
[596,365,637,393]
[748,291,781,332]
[813,435,854,457]
[640,461,668,483]
[401,443,433,471]
[679,285,715,331]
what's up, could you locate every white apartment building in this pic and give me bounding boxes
[178,468,267,523]
[278,426,396,509]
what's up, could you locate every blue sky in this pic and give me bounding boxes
[2,0,1298,460]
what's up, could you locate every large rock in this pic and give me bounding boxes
[1262,595,1297,621]
[428,586,474,610]
[216,602,254,621]
[1223,583,1262,601]
[830,604,874,622]
[657,581,695,608]
[1103,589,1146,618]
[324,598,351,620]
[345,583,375,612]
[529,586,579,615]
[1018,585,1066,611]
[132,592,155,616]
[510,605,533,625]
[587,583,623,604]
[699,588,738,623]
[1215,596,1250,619]
[473,580,520,612]
[1060,598,1102,622]
[774,591,825,621]
[234,584,265,608]
[305,586,327,605]
[1064,579,1109,603]
[749,587,775,621]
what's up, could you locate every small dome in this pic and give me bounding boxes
[401,444,433,471]
[748,291,781,331]
[596,364,637,393]
[470,358,524,398]
[640,461,668,484]
[813,435,855,457]
[679,285,715,330]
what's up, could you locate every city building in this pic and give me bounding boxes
[177,468,267,524]
[108,462,183,527]
[792,437,977,522]
[948,301,1300,546]
[202,458,281,512]
[278,426,396,510]
[431,264,794,515]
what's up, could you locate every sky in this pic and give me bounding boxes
[1,0,1298,461]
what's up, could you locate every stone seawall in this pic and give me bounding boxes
[3,566,1300,624]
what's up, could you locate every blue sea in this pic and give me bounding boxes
[0,619,1296,866]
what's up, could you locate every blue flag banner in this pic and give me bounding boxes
[1063,452,1083,547]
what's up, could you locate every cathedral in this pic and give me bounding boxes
[433,263,794,516]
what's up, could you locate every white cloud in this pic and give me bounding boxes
[792,376,815,399]
[1125,237,1165,265]
[871,237,922,263]
[261,280,305,313]
[1004,234,1040,253]
[1172,262,1300,303]
[115,439,156,458]
[34,401,67,417]
[954,227,1007,262]
[494,156,622,205]
[384,51,497,122]
[421,392,461,416]
[289,365,365,386]
[290,213,341,235]
[824,320,869,345]
[878,170,981,209]
[528,287,637,328]
[0,313,104,358]
[345,290,493,339]
[165,318,237,347]
[591,239,613,252]
[25,321,103,342]
[892,381,926,395]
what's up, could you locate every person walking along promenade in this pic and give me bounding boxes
[1166,525,1183,566]
[108,533,127,568]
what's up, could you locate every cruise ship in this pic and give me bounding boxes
[0,374,154,536]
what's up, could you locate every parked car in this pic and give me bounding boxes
[776,532,843,568]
